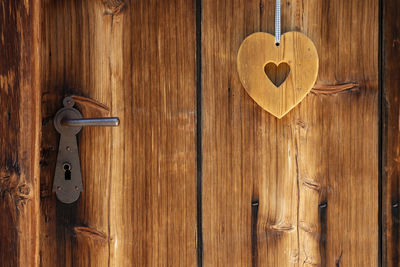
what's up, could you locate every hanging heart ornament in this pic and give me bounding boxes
[237,32,319,118]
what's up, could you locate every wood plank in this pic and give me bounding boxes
[202,0,378,266]
[382,0,400,265]
[0,1,41,266]
[40,0,197,266]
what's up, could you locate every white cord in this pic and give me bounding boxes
[275,0,281,45]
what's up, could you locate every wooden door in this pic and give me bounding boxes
[0,0,399,266]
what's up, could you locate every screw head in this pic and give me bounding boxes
[66,146,71,151]
[57,186,62,191]
[63,97,75,107]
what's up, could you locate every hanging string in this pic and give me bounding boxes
[275,0,281,45]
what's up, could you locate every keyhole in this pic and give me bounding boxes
[63,163,71,180]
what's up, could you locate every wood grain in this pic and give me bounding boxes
[202,0,378,266]
[0,0,383,266]
[0,1,41,266]
[40,0,197,266]
[382,0,400,265]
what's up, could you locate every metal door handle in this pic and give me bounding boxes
[61,117,120,127]
[53,96,120,204]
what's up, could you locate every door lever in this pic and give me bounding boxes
[53,96,119,203]
[61,117,119,127]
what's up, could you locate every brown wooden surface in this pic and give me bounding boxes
[39,0,197,266]
[0,0,41,266]
[382,0,400,266]
[0,0,390,266]
[202,0,378,266]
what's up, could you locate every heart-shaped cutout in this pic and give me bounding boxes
[237,32,319,118]
[264,62,290,87]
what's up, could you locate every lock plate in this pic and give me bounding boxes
[53,96,120,203]
[53,97,83,203]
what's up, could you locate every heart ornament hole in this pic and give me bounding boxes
[264,62,290,87]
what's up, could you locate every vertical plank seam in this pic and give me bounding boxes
[196,0,204,266]
[378,0,384,265]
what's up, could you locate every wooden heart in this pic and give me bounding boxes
[237,32,319,118]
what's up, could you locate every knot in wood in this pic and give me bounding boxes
[102,0,126,15]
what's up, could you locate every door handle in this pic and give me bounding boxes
[61,117,119,127]
[53,96,119,204]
